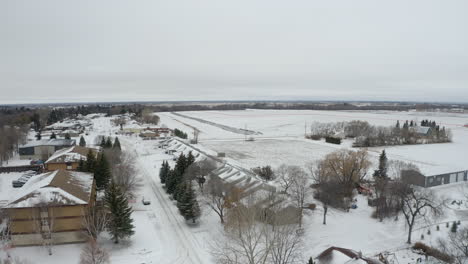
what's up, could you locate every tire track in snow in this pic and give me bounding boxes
[122,138,207,264]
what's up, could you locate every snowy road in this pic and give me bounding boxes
[121,138,212,264]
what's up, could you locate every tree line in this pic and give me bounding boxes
[159,151,202,223]
[307,119,452,148]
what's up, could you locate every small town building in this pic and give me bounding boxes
[5,169,96,246]
[19,139,76,161]
[44,146,96,171]
[402,169,468,187]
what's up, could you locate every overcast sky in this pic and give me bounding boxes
[1,0,468,104]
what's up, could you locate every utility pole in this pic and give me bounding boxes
[244,124,247,142]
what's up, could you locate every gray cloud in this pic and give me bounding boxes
[1,0,468,104]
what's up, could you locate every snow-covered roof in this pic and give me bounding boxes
[20,139,76,148]
[410,126,431,135]
[7,169,94,208]
[45,146,94,164]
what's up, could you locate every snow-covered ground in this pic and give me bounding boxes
[2,109,468,264]
[158,110,468,175]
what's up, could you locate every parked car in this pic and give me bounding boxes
[142,197,151,205]
[11,172,35,188]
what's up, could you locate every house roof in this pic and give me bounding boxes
[410,126,431,135]
[7,169,94,208]
[45,146,94,164]
[20,139,76,148]
[317,247,383,264]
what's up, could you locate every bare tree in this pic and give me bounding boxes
[32,204,55,256]
[320,149,371,194]
[388,160,420,179]
[111,151,141,198]
[185,159,218,192]
[82,206,109,240]
[214,201,273,264]
[0,209,11,258]
[80,239,110,264]
[275,165,303,194]
[204,177,233,224]
[310,160,349,225]
[344,120,372,138]
[213,193,303,264]
[0,125,28,166]
[398,185,443,244]
[140,108,160,125]
[270,222,303,264]
[289,167,310,228]
[111,116,127,130]
[437,227,468,264]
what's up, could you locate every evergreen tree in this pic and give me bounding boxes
[105,181,135,243]
[395,120,400,129]
[307,257,315,264]
[159,161,169,184]
[451,221,458,233]
[79,136,86,147]
[100,137,107,148]
[105,137,113,148]
[175,153,187,175]
[50,132,56,139]
[174,182,186,201]
[166,169,179,195]
[113,137,121,150]
[36,132,42,140]
[84,149,96,172]
[177,182,201,223]
[77,158,85,172]
[64,133,71,140]
[378,150,388,178]
[187,151,195,167]
[95,153,111,191]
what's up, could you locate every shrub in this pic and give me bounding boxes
[451,222,458,233]
[307,134,322,140]
[412,242,453,263]
[325,136,342,145]
[251,166,275,181]
[174,129,188,139]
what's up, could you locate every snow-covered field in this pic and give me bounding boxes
[2,109,468,264]
[158,109,468,175]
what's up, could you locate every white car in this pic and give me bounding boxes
[142,197,151,205]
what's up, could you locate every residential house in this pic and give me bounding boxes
[45,146,96,171]
[19,139,76,161]
[410,126,432,136]
[5,169,96,246]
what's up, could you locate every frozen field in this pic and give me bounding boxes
[158,110,468,175]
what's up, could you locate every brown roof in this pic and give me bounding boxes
[7,169,95,208]
[317,247,383,264]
